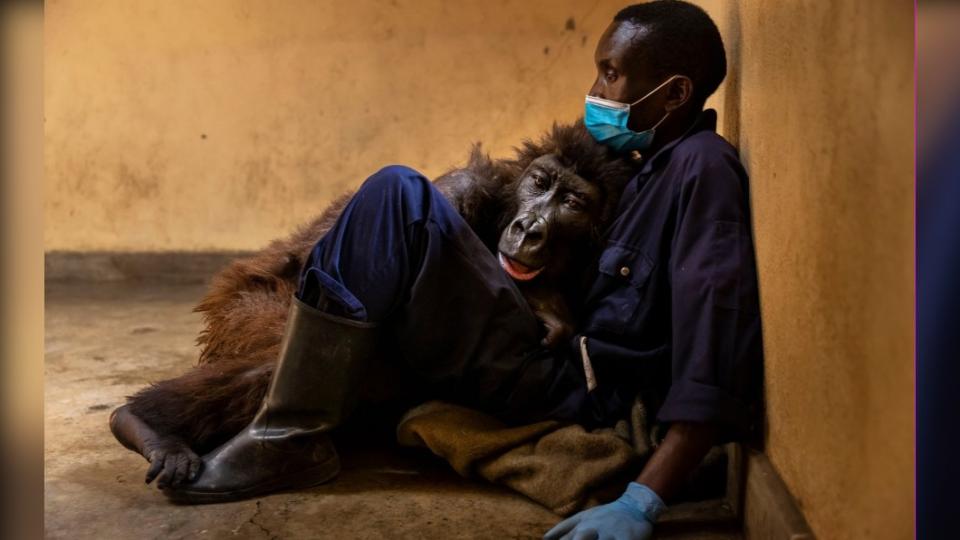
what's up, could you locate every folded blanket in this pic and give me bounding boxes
[396,398,662,516]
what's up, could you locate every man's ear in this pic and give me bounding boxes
[664,76,694,112]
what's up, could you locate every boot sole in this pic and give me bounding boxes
[162,454,340,505]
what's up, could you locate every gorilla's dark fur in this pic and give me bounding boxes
[122,120,637,456]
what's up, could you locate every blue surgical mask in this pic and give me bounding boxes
[584,75,680,153]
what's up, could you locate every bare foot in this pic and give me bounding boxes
[109,404,202,488]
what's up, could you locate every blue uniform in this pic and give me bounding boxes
[578,110,763,442]
[297,109,763,441]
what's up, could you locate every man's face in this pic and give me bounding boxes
[588,21,670,132]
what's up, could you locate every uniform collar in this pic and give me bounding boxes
[635,109,718,176]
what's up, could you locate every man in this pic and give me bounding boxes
[544,2,763,538]
[168,2,762,539]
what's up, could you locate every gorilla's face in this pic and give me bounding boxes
[497,154,606,282]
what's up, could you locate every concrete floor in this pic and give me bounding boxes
[44,281,742,539]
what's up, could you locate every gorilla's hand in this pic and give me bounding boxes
[143,436,202,488]
[525,289,574,349]
[538,310,574,349]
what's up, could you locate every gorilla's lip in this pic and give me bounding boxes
[498,252,545,281]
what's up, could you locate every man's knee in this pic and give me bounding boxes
[362,165,429,195]
[353,165,433,223]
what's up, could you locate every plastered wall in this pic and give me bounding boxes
[46,2,914,538]
[713,2,914,539]
[44,0,642,251]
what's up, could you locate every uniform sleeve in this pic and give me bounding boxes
[655,145,763,443]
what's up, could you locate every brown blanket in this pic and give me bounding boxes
[396,399,664,516]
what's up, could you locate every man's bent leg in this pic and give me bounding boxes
[298,165,589,424]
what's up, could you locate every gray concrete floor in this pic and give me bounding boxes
[44,281,742,539]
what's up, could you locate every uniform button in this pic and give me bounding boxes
[620,266,630,277]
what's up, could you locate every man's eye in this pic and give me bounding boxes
[605,70,618,83]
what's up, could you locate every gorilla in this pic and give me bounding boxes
[109,120,638,489]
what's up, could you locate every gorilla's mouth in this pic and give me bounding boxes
[498,252,545,281]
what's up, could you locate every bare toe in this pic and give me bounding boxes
[155,455,176,489]
[171,454,190,486]
[187,455,202,482]
[144,453,163,484]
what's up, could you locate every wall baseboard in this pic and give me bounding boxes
[44,250,255,283]
[742,448,815,540]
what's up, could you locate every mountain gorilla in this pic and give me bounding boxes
[109,120,638,488]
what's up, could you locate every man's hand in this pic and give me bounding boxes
[543,482,665,540]
[545,421,717,538]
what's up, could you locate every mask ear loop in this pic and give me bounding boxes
[649,108,672,131]
[628,74,683,106]
[628,74,683,134]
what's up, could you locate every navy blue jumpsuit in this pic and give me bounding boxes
[298,110,763,442]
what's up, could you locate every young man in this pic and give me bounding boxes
[544,2,763,538]
[167,2,762,539]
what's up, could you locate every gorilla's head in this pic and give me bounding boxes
[494,120,637,284]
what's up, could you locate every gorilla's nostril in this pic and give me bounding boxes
[511,220,526,234]
[524,231,544,244]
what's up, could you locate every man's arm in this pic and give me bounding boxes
[636,421,718,501]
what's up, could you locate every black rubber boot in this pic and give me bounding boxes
[164,296,378,504]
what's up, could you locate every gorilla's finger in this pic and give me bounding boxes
[145,454,164,484]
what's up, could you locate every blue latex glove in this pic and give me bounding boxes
[543,482,666,540]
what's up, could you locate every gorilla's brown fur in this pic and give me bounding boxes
[124,120,637,455]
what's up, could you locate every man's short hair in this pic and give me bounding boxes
[615,1,727,106]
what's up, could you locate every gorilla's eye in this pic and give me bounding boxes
[531,173,550,190]
[564,194,586,212]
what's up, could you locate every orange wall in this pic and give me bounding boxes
[715,2,914,539]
